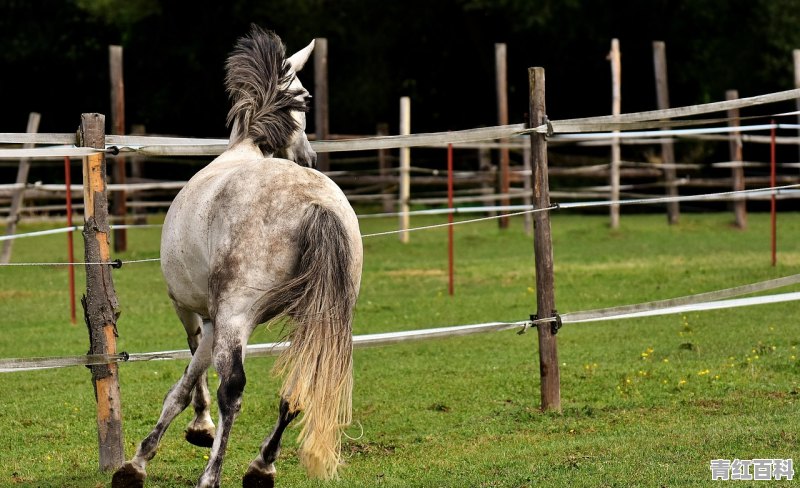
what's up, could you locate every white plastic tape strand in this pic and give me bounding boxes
[561,274,800,324]
[563,292,800,324]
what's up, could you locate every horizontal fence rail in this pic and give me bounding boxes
[2,273,799,373]
[1,89,800,159]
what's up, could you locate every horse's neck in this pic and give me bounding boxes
[214,139,268,166]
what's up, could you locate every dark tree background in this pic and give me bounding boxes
[1,0,799,138]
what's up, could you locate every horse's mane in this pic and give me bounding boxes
[225,25,308,155]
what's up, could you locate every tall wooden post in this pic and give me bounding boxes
[726,90,747,229]
[79,113,125,471]
[314,37,330,172]
[109,45,127,252]
[496,43,510,228]
[528,68,561,412]
[1,112,40,263]
[608,39,622,229]
[653,41,680,225]
[399,97,411,243]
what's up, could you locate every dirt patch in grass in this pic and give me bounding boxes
[345,441,397,456]
[0,290,34,300]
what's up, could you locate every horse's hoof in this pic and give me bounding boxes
[186,427,215,448]
[242,466,275,488]
[111,462,146,488]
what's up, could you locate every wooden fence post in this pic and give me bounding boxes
[79,113,125,471]
[314,37,330,172]
[528,67,561,413]
[653,41,680,225]
[1,112,41,264]
[726,90,747,229]
[608,39,622,229]
[109,45,127,252]
[399,97,411,243]
[496,43,510,228]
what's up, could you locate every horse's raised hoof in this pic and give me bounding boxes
[185,426,215,448]
[242,466,276,488]
[111,462,146,488]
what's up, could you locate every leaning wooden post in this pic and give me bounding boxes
[314,37,330,172]
[1,112,40,264]
[109,45,127,252]
[399,97,411,243]
[653,41,680,225]
[726,90,747,229]
[496,43,510,228]
[608,39,622,229]
[528,67,561,412]
[79,113,125,471]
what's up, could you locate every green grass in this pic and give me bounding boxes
[1,211,799,487]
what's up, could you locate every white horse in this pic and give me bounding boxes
[112,25,363,488]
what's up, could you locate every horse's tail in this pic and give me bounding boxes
[224,24,308,154]
[269,203,358,479]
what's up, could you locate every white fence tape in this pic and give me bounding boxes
[0,321,527,372]
[563,291,800,323]
[2,284,799,373]
[2,88,800,158]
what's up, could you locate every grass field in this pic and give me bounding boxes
[0,210,798,487]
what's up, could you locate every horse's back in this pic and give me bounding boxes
[161,142,361,320]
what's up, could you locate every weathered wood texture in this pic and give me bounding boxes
[653,41,679,225]
[496,43,510,228]
[528,67,561,413]
[314,38,330,172]
[1,112,40,263]
[608,39,621,229]
[79,113,125,471]
[399,97,411,243]
[109,45,127,252]
[726,90,747,229]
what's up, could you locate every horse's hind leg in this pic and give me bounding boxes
[112,319,214,488]
[243,398,299,487]
[175,306,216,447]
[197,317,249,488]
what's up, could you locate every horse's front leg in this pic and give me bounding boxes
[196,323,248,488]
[243,398,299,487]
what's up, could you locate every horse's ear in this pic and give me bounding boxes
[287,40,315,72]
